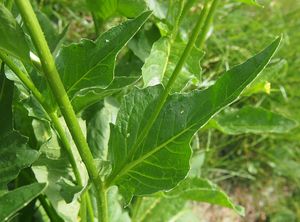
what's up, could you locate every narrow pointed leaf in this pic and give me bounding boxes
[0,183,46,222]
[55,11,151,99]
[212,106,298,134]
[0,4,30,61]
[108,37,281,202]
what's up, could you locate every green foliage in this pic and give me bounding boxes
[0,183,46,221]
[0,4,30,61]
[212,106,298,134]
[0,0,297,221]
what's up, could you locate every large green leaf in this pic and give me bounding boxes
[0,4,30,61]
[165,178,244,216]
[55,11,151,99]
[0,63,14,136]
[0,131,39,191]
[142,37,170,87]
[107,37,281,202]
[0,183,46,222]
[211,106,298,134]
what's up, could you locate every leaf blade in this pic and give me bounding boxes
[108,37,281,201]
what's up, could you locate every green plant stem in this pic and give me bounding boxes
[39,195,64,222]
[0,51,82,185]
[14,1,107,221]
[131,197,143,222]
[92,13,102,36]
[197,0,220,48]
[122,3,212,167]
[86,191,95,222]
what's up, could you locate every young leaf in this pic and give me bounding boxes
[55,11,151,99]
[0,4,30,61]
[211,106,298,134]
[107,37,281,202]
[142,37,170,87]
[0,183,46,221]
[0,131,39,191]
[165,178,244,216]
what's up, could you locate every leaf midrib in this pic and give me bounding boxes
[107,50,275,187]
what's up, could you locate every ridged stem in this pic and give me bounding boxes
[13,1,107,221]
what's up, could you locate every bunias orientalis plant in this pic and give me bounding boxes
[0,0,287,221]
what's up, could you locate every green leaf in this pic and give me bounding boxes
[142,37,170,87]
[211,106,298,134]
[107,186,131,222]
[132,195,186,222]
[117,0,148,18]
[32,119,87,222]
[0,63,14,136]
[86,0,118,19]
[107,37,281,202]
[86,99,119,160]
[0,183,46,222]
[0,131,39,191]
[55,11,151,99]
[0,4,30,61]
[163,42,204,92]
[36,10,68,54]
[165,178,244,216]
[72,76,137,113]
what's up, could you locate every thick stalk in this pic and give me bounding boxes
[122,3,211,167]
[197,0,220,48]
[14,1,107,220]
